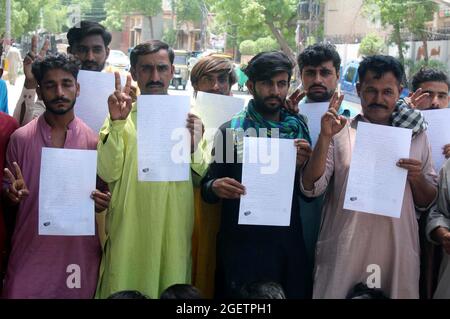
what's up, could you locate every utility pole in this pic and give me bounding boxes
[5,0,11,45]
[200,1,208,51]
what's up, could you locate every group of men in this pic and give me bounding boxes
[0,20,449,299]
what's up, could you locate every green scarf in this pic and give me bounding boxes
[230,99,311,159]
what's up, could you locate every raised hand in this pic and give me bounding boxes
[284,88,306,114]
[24,35,50,89]
[187,113,204,153]
[4,162,29,204]
[404,88,430,110]
[397,158,423,184]
[212,177,246,199]
[108,72,133,121]
[320,91,347,138]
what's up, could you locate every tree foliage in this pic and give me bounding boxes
[358,33,384,56]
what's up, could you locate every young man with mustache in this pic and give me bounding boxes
[189,55,238,298]
[201,51,312,298]
[96,40,206,299]
[2,53,110,298]
[13,21,112,126]
[301,55,438,298]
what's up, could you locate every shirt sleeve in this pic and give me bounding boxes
[426,161,450,245]
[97,116,127,184]
[12,86,42,126]
[415,132,438,212]
[300,133,336,198]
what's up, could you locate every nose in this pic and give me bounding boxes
[150,67,160,82]
[314,72,322,84]
[86,49,95,61]
[431,94,440,108]
[55,84,65,97]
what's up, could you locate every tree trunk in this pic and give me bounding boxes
[422,35,429,64]
[393,23,404,65]
[266,20,295,64]
[149,16,154,39]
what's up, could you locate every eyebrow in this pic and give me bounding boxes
[423,90,448,95]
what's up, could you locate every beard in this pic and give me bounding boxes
[306,85,335,102]
[44,98,76,115]
[253,91,284,115]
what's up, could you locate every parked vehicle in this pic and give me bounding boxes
[171,50,189,90]
[340,60,410,104]
[105,50,130,73]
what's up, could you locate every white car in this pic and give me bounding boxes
[106,50,130,72]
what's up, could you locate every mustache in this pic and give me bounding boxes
[309,85,327,90]
[146,81,164,88]
[264,96,282,104]
[50,97,71,104]
[368,103,388,109]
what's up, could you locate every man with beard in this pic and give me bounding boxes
[288,43,358,275]
[295,43,359,117]
[1,54,110,298]
[189,55,237,298]
[201,51,312,298]
[301,55,437,298]
[13,21,111,126]
[96,41,206,298]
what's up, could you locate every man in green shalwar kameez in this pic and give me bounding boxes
[95,40,207,298]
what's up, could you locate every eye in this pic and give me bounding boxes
[157,65,169,72]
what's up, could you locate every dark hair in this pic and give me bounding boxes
[32,53,80,85]
[412,67,450,92]
[358,55,405,85]
[67,20,112,48]
[130,40,174,68]
[238,281,286,299]
[297,43,341,74]
[107,290,149,299]
[346,283,389,299]
[244,51,293,83]
[159,284,203,299]
[190,55,237,87]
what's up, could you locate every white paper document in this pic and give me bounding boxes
[39,148,97,236]
[137,95,191,182]
[192,92,245,129]
[344,122,412,218]
[299,102,329,147]
[422,108,450,171]
[75,71,125,133]
[238,137,296,226]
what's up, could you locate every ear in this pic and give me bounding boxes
[67,46,72,54]
[76,82,80,98]
[130,67,137,82]
[36,86,42,101]
[170,64,175,77]
[246,80,254,95]
[105,47,110,60]
[356,82,361,97]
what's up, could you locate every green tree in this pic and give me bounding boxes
[208,0,300,62]
[255,36,278,53]
[239,39,256,55]
[358,33,384,56]
[103,0,163,37]
[363,0,438,66]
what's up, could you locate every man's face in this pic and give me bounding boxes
[37,69,80,115]
[195,71,231,95]
[414,81,450,110]
[69,34,109,71]
[131,50,174,95]
[357,70,401,125]
[247,72,289,115]
[301,60,338,102]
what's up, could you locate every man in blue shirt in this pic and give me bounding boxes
[0,79,8,114]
